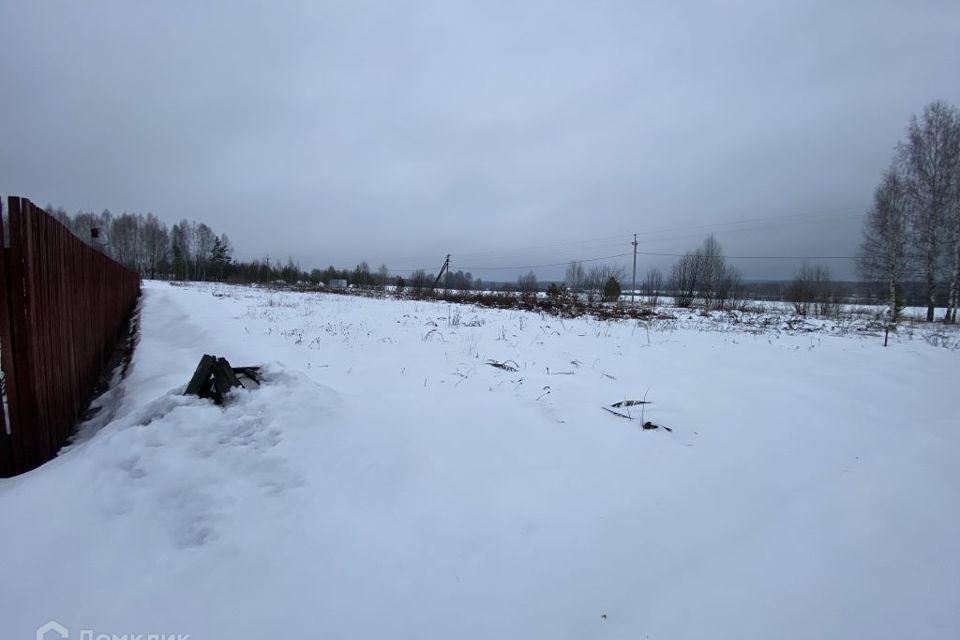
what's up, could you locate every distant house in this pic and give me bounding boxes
[329,278,348,289]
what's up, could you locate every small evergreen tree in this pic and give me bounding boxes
[209,235,233,281]
[602,276,621,302]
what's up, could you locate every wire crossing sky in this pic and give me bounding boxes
[1,0,958,280]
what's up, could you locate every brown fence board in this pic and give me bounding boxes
[0,196,140,476]
[0,196,15,468]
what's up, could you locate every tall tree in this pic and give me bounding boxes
[859,168,911,321]
[946,114,960,323]
[565,261,586,293]
[109,213,143,272]
[98,209,114,256]
[642,268,664,304]
[697,234,724,306]
[142,213,170,279]
[171,222,190,281]
[209,233,233,281]
[377,263,390,289]
[194,223,216,281]
[899,101,960,321]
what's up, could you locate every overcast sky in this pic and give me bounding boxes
[2,0,958,280]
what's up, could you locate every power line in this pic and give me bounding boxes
[632,207,863,238]
[631,215,861,247]
[363,205,864,265]
[458,253,633,272]
[332,206,873,275]
[353,232,866,274]
[451,251,861,274]
[633,250,862,260]
[377,248,870,276]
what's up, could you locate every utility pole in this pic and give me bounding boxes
[431,254,451,291]
[631,233,638,306]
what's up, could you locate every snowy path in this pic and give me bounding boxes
[2,281,958,639]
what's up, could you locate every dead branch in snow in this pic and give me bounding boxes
[486,359,519,372]
[610,400,652,408]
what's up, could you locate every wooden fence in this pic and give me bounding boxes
[0,196,141,476]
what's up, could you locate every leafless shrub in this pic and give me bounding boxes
[786,263,834,316]
[921,329,960,350]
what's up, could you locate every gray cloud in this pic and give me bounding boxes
[2,0,958,280]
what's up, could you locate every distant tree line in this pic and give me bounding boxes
[45,207,235,281]
[45,206,357,286]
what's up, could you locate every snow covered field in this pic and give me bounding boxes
[2,280,958,640]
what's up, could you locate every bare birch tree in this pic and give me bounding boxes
[697,234,724,307]
[195,223,216,281]
[899,101,960,321]
[858,168,911,321]
[143,213,170,279]
[109,213,143,272]
[946,115,960,323]
[641,268,664,304]
[564,261,586,293]
[377,263,390,290]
